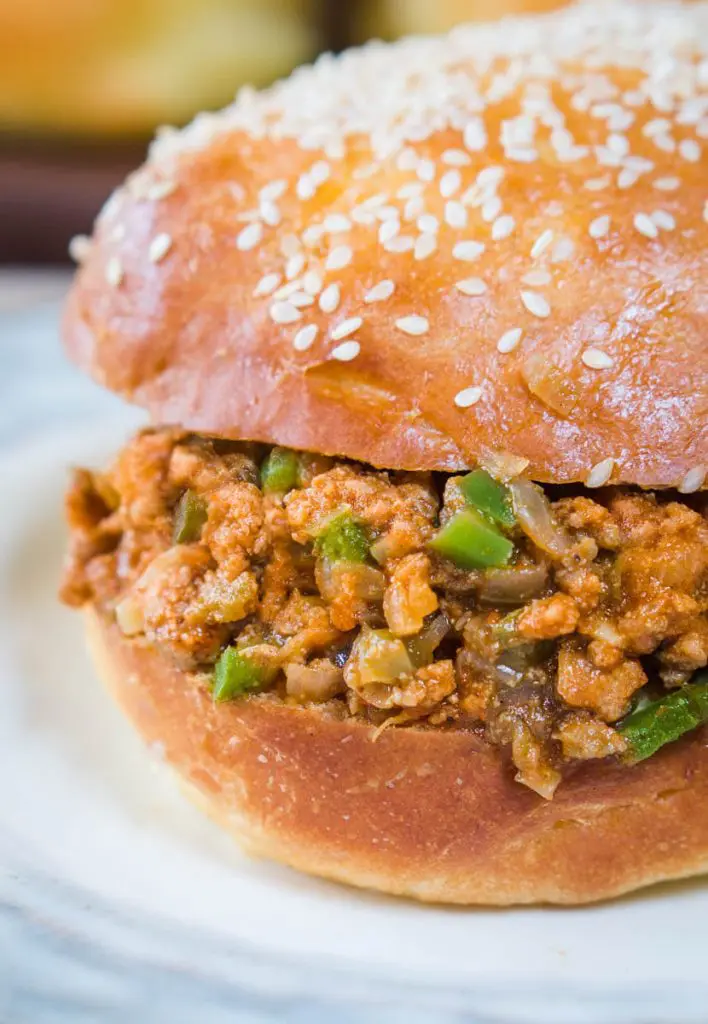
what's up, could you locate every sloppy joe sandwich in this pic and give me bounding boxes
[61,0,708,905]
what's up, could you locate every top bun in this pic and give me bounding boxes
[64,1,708,489]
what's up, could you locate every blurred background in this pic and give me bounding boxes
[0,0,574,266]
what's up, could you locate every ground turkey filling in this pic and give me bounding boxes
[61,428,708,799]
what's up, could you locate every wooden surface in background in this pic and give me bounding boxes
[0,138,147,264]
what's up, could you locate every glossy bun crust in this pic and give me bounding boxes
[63,1,708,489]
[88,609,708,905]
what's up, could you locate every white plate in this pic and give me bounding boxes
[2,422,707,1024]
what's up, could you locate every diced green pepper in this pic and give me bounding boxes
[261,447,300,494]
[428,509,514,570]
[315,511,370,563]
[173,490,207,544]
[459,469,515,529]
[619,673,708,762]
[212,647,276,702]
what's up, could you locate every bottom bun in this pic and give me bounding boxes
[86,608,708,905]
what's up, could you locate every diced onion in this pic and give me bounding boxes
[585,620,623,647]
[479,450,530,482]
[478,565,548,604]
[509,479,573,557]
[345,626,413,686]
[115,594,144,636]
[318,560,385,602]
[406,614,450,667]
[285,662,344,702]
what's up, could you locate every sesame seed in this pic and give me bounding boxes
[260,180,286,202]
[361,193,389,210]
[418,214,439,233]
[454,386,483,408]
[384,236,414,253]
[68,234,91,263]
[607,132,629,156]
[286,253,306,280]
[326,246,353,271]
[582,348,614,369]
[653,133,676,153]
[253,272,281,297]
[679,138,700,162]
[376,205,399,221]
[293,324,318,351]
[395,315,429,336]
[319,283,341,313]
[403,197,424,221]
[634,212,659,238]
[491,215,515,241]
[651,209,676,230]
[331,316,363,341]
[237,222,263,251]
[269,301,301,325]
[416,159,435,182]
[260,201,281,227]
[331,341,360,362]
[296,175,316,200]
[364,279,395,303]
[302,225,325,247]
[589,215,610,239]
[678,466,706,494]
[477,167,505,188]
[148,232,172,263]
[442,148,471,166]
[508,146,539,163]
[445,201,468,229]
[551,237,575,262]
[584,176,611,191]
[521,269,551,287]
[379,220,400,244]
[274,280,301,300]
[463,119,487,151]
[397,182,424,199]
[455,277,487,296]
[99,192,121,223]
[521,291,550,318]
[481,196,502,222]
[440,169,462,198]
[414,233,438,260]
[303,270,323,295]
[324,214,352,233]
[311,160,331,184]
[397,148,418,172]
[617,168,639,190]
[146,179,177,201]
[461,184,482,208]
[289,291,314,308]
[497,327,523,353]
[453,240,485,262]
[350,208,376,226]
[531,229,554,258]
[653,176,680,191]
[586,458,615,488]
[643,117,671,137]
[105,256,123,287]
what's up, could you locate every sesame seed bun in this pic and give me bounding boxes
[63,0,707,490]
[87,607,708,905]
